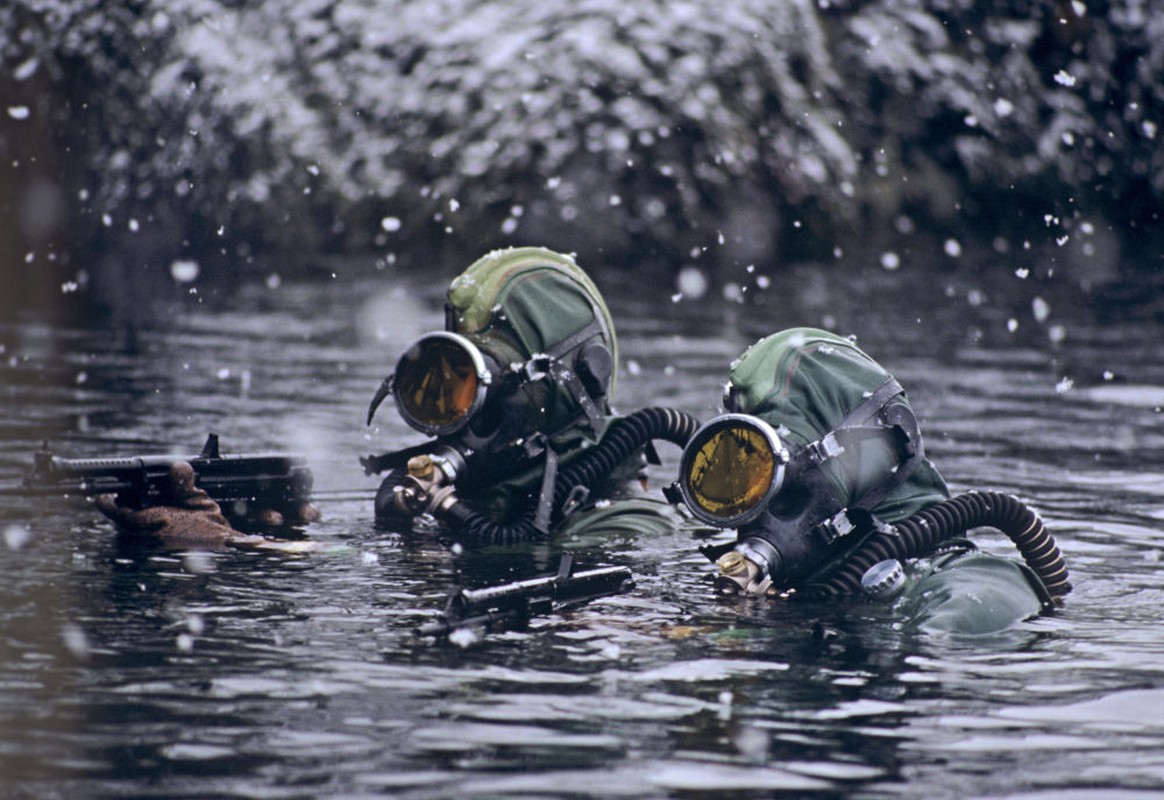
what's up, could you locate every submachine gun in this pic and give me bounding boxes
[16,433,314,528]
[417,553,635,639]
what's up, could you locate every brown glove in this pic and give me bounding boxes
[253,501,322,528]
[95,461,266,548]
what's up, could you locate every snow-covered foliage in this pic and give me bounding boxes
[1,0,1160,275]
[832,0,1163,243]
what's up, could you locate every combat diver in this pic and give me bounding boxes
[92,253,1070,636]
[360,245,697,544]
[94,247,697,547]
[670,327,1071,635]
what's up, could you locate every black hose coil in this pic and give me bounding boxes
[447,407,701,545]
[802,491,1071,601]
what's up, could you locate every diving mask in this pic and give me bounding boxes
[677,414,791,528]
[389,332,493,436]
[676,379,924,595]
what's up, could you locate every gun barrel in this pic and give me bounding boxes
[16,438,314,524]
[415,556,635,640]
[415,607,529,638]
[22,453,192,501]
[449,565,634,617]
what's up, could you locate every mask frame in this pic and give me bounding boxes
[677,414,790,528]
[367,322,614,460]
[366,331,494,437]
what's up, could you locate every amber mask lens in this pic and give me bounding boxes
[681,416,782,526]
[394,335,482,433]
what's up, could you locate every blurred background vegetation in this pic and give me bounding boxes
[1,0,1160,319]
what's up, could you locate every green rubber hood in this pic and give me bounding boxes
[446,246,618,441]
[726,328,949,522]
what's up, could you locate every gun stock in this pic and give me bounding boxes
[16,433,314,527]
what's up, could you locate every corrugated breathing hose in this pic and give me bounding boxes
[444,407,701,545]
[802,491,1071,601]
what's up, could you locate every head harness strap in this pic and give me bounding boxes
[801,377,925,514]
[540,317,609,436]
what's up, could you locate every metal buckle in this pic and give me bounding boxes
[521,353,552,382]
[818,510,856,544]
[806,432,845,464]
[560,484,591,517]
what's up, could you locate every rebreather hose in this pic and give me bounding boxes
[802,491,1071,601]
[445,407,701,545]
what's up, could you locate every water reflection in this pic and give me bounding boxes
[1,257,1163,798]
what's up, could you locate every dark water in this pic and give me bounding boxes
[2,255,1163,799]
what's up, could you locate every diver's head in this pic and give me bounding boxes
[678,411,858,595]
[368,247,618,459]
[676,329,946,596]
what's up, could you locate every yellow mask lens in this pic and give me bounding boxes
[679,415,785,527]
[394,333,488,434]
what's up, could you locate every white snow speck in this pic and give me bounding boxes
[14,58,39,81]
[4,524,32,550]
[449,627,483,648]
[62,624,90,659]
[676,265,708,300]
[170,259,200,283]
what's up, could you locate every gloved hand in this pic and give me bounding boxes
[373,467,411,524]
[251,499,322,529]
[95,461,319,548]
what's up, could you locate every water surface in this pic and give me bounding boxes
[1,256,1161,799]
